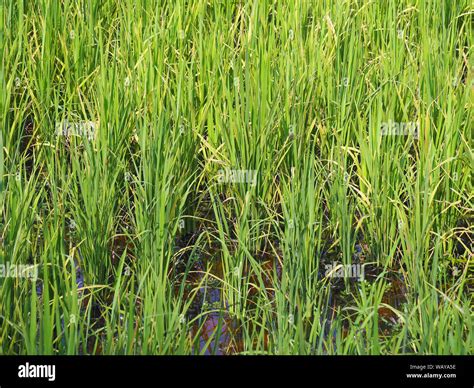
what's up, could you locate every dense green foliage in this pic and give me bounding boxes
[1,0,472,355]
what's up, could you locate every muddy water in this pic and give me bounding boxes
[191,284,232,355]
[33,235,407,354]
[181,250,406,355]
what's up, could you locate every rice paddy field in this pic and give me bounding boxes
[1,0,473,355]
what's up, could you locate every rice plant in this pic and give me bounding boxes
[1,0,472,355]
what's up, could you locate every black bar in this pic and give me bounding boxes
[0,356,471,387]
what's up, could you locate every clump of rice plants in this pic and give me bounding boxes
[0,0,472,355]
